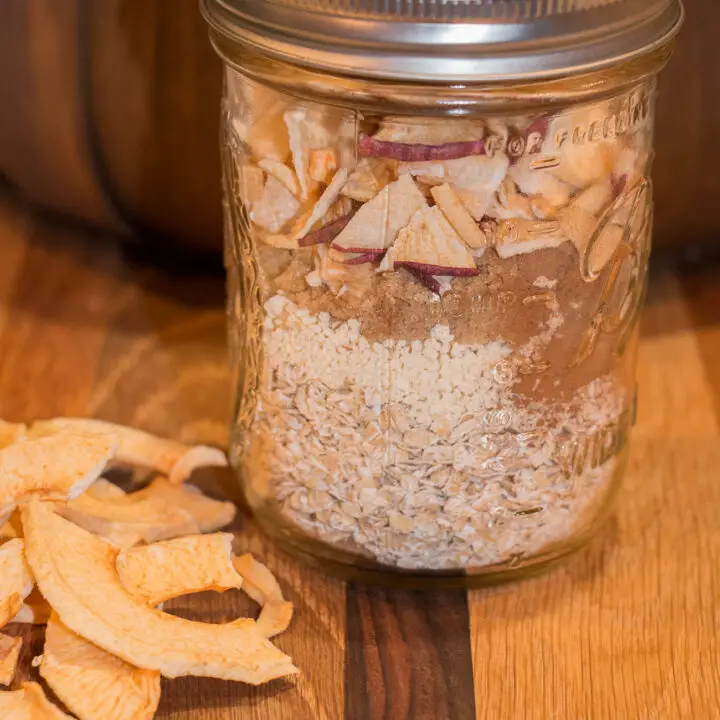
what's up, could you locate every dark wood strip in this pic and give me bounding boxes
[345,585,476,720]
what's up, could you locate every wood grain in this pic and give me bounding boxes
[1,193,720,718]
[345,588,475,720]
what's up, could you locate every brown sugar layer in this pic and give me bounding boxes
[262,242,636,402]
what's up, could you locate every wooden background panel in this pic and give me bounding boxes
[653,0,720,248]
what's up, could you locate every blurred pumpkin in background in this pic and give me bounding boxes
[0,0,718,255]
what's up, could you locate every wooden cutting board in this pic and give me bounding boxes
[1,193,719,718]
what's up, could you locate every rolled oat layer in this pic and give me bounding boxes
[243,296,626,570]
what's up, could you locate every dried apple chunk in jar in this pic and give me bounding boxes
[224,71,652,573]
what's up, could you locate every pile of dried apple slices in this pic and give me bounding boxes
[0,418,295,720]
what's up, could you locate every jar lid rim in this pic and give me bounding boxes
[201,0,683,82]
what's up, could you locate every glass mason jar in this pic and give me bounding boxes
[203,0,683,586]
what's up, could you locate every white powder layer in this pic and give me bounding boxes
[246,294,626,571]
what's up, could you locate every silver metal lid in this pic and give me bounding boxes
[201,0,683,82]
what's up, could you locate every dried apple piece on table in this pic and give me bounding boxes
[167,445,228,485]
[39,614,161,720]
[0,539,34,628]
[130,477,236,533]
[0,421,26,450]
[0,511,22,542]
[22,501,296,683]
[86,478,128,501]
[28,418,227,482]
[115,534,243,607]
[10,588,51,626]
[0,682,74,719]
[0,633,22,687]
[0,432,115,519]
[233,554,294,638]
[59,493,199,548]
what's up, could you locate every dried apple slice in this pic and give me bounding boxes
[509,159,572,208]
[298,213,353,248]
[240,163,265,207]
[284,108,318,200]
[29,419,225,480]
[551,140,617,189]
[0,682,74,719]
[361,120,485,160]
[132,477,236,533]
[86,478,127,501]
[10,589,51,626]
[39,615,161,720]
[430,184,488,250]
[0,633,22,687]
[400,154,509,221]
[234,554,284,605]
[558,182,621,275]
[226,77,290,162]
[394,206,478,277]
[59,493,199,548]
[1,511,22,543]
[331,174,426,254]
[257,158,300,196]
[29,418,184,472]
[489,177,535,221]
[292,169,350,242]
[233,554,294,638]
[0,421,26,450]
[284,107,347,200]
[494,219,567,258]
[341,157,394,202]
[359,133,485,162]
[0,539,34,628]
[167,445,228,486]
[0,432,115,518]
[116,534,243,607]
[251,175,301,234]
[22,501,297,682]
[309,147,338,184]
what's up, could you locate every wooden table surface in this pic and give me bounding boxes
[1,192,719,719]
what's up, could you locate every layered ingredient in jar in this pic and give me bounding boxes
[225,71,652,571]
